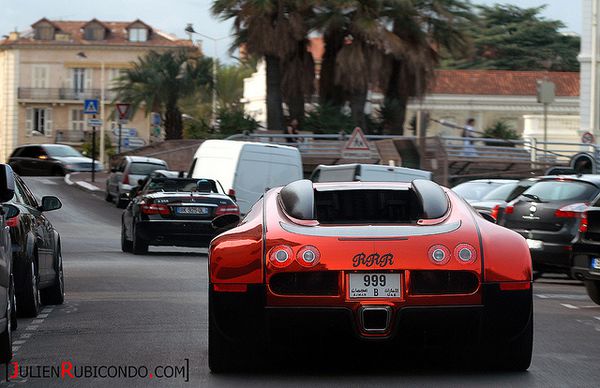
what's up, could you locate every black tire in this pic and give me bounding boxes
[40,248,65,306]
[132,224,148,255]
[115,191,127,208]
[0,286,12,364]
[121,224,133,253]
[484,314,533,371]
[9,276,17,331]
[52,166,65,176]
[17,258,40,318]
[105,187,113,202]
[584,280,600,305]
[208,298,242,373]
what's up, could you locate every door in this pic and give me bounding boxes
[17,146,47,175]
[110,160,127,196]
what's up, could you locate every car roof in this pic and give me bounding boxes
[538,175,600,186]
[313,181,414,191]
[125,155,167,164]
[459,179,518,184]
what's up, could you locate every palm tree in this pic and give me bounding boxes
[112,50,212,140]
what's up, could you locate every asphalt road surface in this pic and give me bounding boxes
[1,176,599,387]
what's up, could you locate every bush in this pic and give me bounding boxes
[217,108,260,135]
[482,120,520,147]
[82,134,115,158]
[303,104,355,134]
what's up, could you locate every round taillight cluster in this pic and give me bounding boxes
[428,243,477,265]
[268,245,320,268]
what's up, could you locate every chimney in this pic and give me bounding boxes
[8,31,19,41]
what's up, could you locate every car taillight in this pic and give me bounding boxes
[296,245,321,267]
[491,205,500,220]
[122,173,129,185]
[505,205,514,214]
[140,203,170,215]
[228,189,236,197]
[428,245,450,265]
[268,245,293,268]
[554,203,588,218]
[215,204,240,216]
[579,211,588,233]
[6,217,18,228]
[454,243,477,264]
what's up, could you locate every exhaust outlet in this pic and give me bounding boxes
[359,306,392,333]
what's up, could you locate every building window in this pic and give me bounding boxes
[35,26,55,40]
[84,26,105,41]
[70,109,85,131]
[71,68,91,98]
[32,65,49,88]
[129,28,148,42]
[26,108,53,136]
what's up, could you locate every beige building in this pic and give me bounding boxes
[0,18,195,163]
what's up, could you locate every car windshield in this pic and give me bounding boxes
[522,180,599,202]
[452,182,504,201]
[130,162,167,175]
[143,178,219,194]
[481,183,518,201]
[44,145,82,158]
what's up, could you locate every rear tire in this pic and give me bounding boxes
[18,259,40,318]
[105,187,113,202]
[40,248,65,306]
[132,224,148,255]
[52,166,65,176]
[584,280,600,305]
[115,190,127,208]
[121,224,133,253]
[9,276,17,331]
[483,314,533,371]
[209,297,245,373]
[0,286,12,364]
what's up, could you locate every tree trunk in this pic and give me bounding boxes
[265,55,285,131]
[350,88,368,131]
[287,95,305,125]
[319,33,345,108]
[164,105,183,140]
[384,59,407,135]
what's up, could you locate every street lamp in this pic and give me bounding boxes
[76,52,106,169]
[184,23,229,129]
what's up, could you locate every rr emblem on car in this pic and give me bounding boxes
[352,253,394,268]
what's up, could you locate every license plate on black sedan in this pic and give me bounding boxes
[592,257,600,270]
[175,206,209,215]
[349,273,401,299]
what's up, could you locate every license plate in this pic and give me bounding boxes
[592,258,600,270]
[526,239,543,250]
[349,273,401,299]
[175,206,209,215]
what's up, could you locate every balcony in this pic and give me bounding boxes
[18,88,117,102]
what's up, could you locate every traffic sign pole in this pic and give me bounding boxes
[91,114,97,183]
[118,123,122,154]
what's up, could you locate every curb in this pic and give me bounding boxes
[64,173,102,193]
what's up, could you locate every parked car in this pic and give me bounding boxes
[501,175,600,277]
[208,179,533,372]
[0,164,18,364]
[6,174,64,317]
[572,193,600,304]
[106,156,168,208]
[121,174,239,254]
[470,178,540,222]
[451,179,518,203]
[188,140,302,215]
[310,163,432,183]
[8,144,102,176]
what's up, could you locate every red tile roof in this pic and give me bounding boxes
[0,19,194,49]
[430,70,579,97]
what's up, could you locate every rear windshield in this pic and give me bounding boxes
[522,181,598,202]
[143,178,219,194]
[130,162,166,176]
[314,189,422,224]
[481,183,518,201]
[452,182,503,201]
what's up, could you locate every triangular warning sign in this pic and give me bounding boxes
[344,127,370,150]
[116,103,131,119]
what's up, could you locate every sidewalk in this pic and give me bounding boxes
[65,171,109,193]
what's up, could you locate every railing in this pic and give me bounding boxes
[54,130,88,144]
[18,88,117,101]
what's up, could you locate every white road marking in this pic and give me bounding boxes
[561,303,580,309]
[64,174,74,185]
[77,181,101,191]
[31,319,45,324]
[13,340,25,345]
[39,178,57,185]
[25,325,39,331]
[41,308,53,314]
[12,346,20,351]
[536,294,588,300]
[595,316,600,321]
[37,314,48,318]
[19,333,31,339]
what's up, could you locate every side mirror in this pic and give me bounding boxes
[479,211,497,224]
[0,164,16,203]
[40,196,62,212]
[2,204,19,219]
[211,214,240,231]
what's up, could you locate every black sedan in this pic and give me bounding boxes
[572,193,600,304]
[7,174,64,317]
[501,175,600,277]
[121,176,239,254]
[9,144,101,176]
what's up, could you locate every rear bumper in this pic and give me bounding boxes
[210,283,532,349]
[571,248,600,281]
[511,229,574,271]
[136,220,217,247]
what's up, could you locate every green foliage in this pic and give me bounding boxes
[443,4,580,71]
[217,108,260,135]
[482,120,521,147]
[303,104,355,134]
[82,134,115,158]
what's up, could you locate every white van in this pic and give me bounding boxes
[188,140,303,214]
[310,163,432,183]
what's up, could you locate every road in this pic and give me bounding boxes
[1,176,599,387]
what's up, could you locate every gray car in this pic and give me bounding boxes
[105,156,168,208]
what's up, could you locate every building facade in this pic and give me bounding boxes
[0,18,195,163]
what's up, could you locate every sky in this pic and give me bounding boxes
[0,0,583,63]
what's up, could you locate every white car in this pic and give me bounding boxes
[106,156,168,208]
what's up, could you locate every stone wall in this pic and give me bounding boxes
[111,139,204,172]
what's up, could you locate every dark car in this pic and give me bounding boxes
[0,164,18,364]
[7,174,64,317]
[121,175,239,254]
[9,144,102,176]
[501,176,600,277]
[471,178,539,222]
[451,179,518,204]
[572,193,600,304]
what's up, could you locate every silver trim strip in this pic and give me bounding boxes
[279,220,461,238]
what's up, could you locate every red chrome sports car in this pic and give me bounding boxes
[208,180,533,372]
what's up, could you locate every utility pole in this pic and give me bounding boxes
[537,80,555,158]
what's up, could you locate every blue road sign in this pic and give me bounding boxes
[83,99,99,114]
[123,138,130,148]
